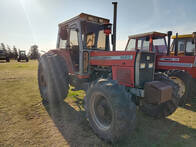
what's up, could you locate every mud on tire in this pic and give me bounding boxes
[85,79,136,143]
[38,53,69,103]
[141,73,180,118]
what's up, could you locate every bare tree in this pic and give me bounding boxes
[1,43,6,51]
[29,45,40,59]
[13,46,18,59]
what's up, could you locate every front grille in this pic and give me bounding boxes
[117,68,131,85]
[135,52,155,88]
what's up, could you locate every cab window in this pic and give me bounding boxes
[97,30,106,50]
[153,37,167,54]
[59,27,68,48]
[86,33,95,48]
[186,39,195,53]
[70,29,79,48]
[171,39,186,53]
[126,39,136,51]
[81,22,109,50]
[137,37,149,51]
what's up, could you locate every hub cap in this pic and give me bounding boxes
[91,93,112,131]
[170,76,185,97]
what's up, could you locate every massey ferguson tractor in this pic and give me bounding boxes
[38,3,180,142]
[17,50,29,62]
[126,31,196,106]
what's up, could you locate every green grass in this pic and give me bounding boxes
[0,60,196,146]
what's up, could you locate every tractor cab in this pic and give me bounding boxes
[170,33,196,56]
[126,32,168,54]
[56,13,111,73]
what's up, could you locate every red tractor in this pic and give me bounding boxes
[38,3,179,142]
[126,31,196,106]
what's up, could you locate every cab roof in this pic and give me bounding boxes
[59,13,110,27]
[128,32,167,39]
[172,34,192,39]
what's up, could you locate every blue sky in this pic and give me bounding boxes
[0,0,196,51]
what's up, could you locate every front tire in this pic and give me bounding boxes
[38,53,69,103]
[168,70,191,106]
[85,79,136,142]
[141,73,180,118]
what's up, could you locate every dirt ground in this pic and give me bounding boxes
[0,60,196,147]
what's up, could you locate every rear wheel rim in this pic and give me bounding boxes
[91,92,112,131]
[170,76,185,97]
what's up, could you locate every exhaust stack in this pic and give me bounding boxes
[112,2,117,51]
[167,31,172,55]
[174,33,178,56]
[192,32,196,55]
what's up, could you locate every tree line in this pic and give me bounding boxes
[0,43,40,59]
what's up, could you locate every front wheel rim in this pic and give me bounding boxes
[91,92,112,131]
[170,76,186,97]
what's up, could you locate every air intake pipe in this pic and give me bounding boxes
[112,2,117,51]
[174,33,178,56]
[192,32,196,55]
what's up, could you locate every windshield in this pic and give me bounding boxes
[81,22,109,50]
[153,37,167,54]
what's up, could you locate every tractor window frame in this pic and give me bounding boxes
[126,38,136,51]
[137,37,150,51]
[69,28,79,49]
[58,27,69,49]
[81,21,109,51]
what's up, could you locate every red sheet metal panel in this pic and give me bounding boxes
[112,66,135,87]
[90,51,136,66]
[156,55,196,78]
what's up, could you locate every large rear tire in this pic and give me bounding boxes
[141,73,180,118]
[168,70,191,106]
[85,79,136,142]
[38,53,69,103]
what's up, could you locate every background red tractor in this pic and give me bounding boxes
[38,3,179,142]
[126,31,196,106]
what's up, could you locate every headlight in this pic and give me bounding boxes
[148,63,153,68]
[140,63,146,69]
[146,56,150,61]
